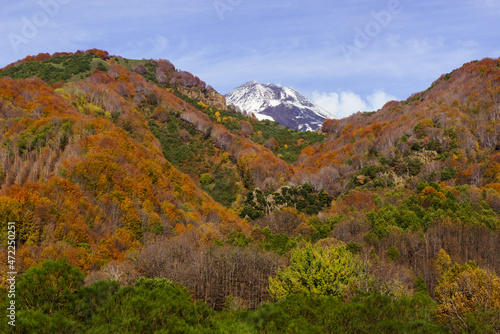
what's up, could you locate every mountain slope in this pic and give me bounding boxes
[293,57,500,197]
[2,52,500,322]
[225,81,331,131]
[0,51,259,277]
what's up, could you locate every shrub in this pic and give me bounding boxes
[268,244,365,300]
[200,173,214,185]
[440,167,457,181]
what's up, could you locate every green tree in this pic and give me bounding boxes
[268,244,365,300]
[231,292,446,333]
[88,277,214,333]
[8,260,85,333]
[17,260,84,314]
[200,173,214,186]
[74,280,121,325]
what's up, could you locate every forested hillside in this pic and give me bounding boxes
[0,51,499,333]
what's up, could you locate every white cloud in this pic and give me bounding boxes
[312,90,397,119]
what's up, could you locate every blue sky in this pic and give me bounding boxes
[1,0,499,119]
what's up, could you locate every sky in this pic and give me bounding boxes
[1,0,499,119]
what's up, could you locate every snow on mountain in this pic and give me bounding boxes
[225,81,333,131]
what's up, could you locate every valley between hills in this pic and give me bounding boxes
[0,50,499,333]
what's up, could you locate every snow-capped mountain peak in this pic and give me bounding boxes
[225,81,332,131]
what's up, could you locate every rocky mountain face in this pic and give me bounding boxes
[152,59,228,111]
[225,81,331,131]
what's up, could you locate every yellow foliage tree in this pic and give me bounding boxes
[435,252,500,333]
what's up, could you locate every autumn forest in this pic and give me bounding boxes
[0,50,500,333]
